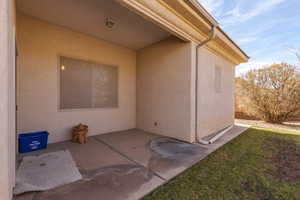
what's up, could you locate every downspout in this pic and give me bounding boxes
[195,25,219,145]
[194,26,235,144]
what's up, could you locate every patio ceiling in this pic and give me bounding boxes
[16,0,171,50]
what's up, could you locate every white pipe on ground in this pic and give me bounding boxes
[197,139,210,145]
[198,125,234,145]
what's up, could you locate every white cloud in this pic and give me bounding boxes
[236,37,257,45]
[197,0,223,13]
[223,0,287,25]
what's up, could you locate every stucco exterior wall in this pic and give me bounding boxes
[136,37,194,142]
[0,0,16,199]
[17,14,136,143]
[196,47,235,139]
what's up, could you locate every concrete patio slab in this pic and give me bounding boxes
[16,137,165,200]
[147,125,248,180]
[19,138,131,171]
[94,129,161,167]
[15,125,248,200]
[148,137,208,180]
[95,129,209,180]
[33,164,164,200]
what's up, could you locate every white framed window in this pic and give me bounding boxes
[214,65,222,93]
[59,56,118,110]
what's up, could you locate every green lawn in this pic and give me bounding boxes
[144,128,300,200]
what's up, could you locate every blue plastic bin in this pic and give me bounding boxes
[19,131,49,153]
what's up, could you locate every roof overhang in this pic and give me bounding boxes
[117,0,249,65]
[184,0,249,61]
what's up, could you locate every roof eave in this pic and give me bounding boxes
[184,0,250,60]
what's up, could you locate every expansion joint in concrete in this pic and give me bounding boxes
[92,137,167,181]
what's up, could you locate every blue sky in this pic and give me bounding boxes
[197,0,300,75]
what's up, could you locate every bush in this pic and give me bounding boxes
[237,63,300,123]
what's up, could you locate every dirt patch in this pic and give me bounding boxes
[264,138,300,183]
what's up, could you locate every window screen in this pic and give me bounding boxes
[214,65,222,93]
[59,56,118,109]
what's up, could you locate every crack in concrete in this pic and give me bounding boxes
[93,137,167,181]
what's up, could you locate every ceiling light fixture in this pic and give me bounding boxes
[105,17,115,29]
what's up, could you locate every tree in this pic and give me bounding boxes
[289,47,300,63]
[239,63,300,123]
[296,51,300,62]
[235,77,254,118]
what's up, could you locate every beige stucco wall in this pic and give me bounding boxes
[0,0,16,199]
[196,47,235,139]
[136,37,194,142]
[16,14,235,145]
[17,14,136,143]
[1,2,240,199]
